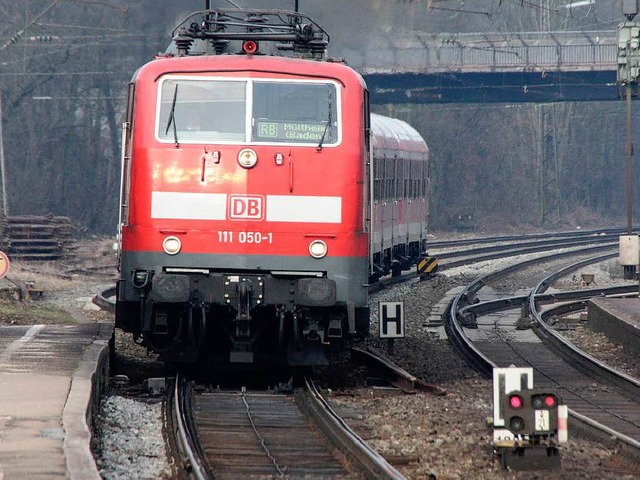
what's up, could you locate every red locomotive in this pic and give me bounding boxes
[116,8,429,366]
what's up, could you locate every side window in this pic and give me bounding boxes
[364,89,370,152]
[120,83,135,228]
[126,83,135,125]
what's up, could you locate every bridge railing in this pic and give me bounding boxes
[358,31,617,74]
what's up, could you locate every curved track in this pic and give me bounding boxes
[446,244,640,455]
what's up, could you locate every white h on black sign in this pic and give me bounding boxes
[379,301,404,338]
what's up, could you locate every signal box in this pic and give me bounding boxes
[504,389,560,437]
[500,388,567,470]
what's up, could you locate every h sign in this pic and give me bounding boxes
[379,301,404,338]
[229,195,264,220]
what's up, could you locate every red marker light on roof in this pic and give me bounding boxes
[243,40,258,54]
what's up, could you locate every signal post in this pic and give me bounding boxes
[618,1,640,278]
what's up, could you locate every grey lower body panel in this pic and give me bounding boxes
[118,250,368,307]
[115,250,370,365]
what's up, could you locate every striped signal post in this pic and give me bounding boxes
[417,255,438,280]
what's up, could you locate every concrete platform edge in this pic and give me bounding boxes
[588,298,640,354]
[62,323,113,480]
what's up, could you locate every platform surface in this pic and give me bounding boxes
[0,323,111,479]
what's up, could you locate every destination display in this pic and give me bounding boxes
[255,120,329,142]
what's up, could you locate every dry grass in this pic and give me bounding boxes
[0,301,73,325]
[0,237,117,325]
[7,261,77,293]
[4,237,117,294]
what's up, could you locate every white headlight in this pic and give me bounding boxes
[308,240,328,259]
[238,148,258,168]
[163,236,182,255]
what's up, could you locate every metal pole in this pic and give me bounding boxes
[387,338,395,356]
[627,83,633,234]
[538,105,545,225]
[0,93,8,219]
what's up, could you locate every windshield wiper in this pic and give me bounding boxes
[165,83,180,148]
[317,89,333,151]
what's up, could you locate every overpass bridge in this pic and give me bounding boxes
[342,31,622,104]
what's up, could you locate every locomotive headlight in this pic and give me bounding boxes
[162,236,182,255]
[308,240,328,259]
[237,148,258,169]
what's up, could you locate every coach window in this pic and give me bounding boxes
[398,157,404,199]
[373,156,382,200]
[386,157,394,200]
[157,78,246,143]
[413,160,419,198]
[406,159,410,198]
[251,81,339,145]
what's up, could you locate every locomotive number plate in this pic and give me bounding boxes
[218,231,273,244]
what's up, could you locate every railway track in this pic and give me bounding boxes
[169,373,405,479]
[445,243,640,456]
[427,231,618,271]
[425,227,626,250]
[95,230,640,477]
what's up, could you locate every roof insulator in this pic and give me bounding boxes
[173,27,193,56]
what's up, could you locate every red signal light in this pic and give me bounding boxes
[531,393,557,409]
[509,395,523,409]
[243,40,258,54]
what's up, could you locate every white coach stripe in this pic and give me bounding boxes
[151,192,227,220]
[266,195,341,223]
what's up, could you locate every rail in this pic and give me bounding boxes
[445,246,640,456]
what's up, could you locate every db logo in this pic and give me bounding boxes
[228,195,264,220]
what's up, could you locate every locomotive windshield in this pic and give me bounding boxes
[156,77,340,146]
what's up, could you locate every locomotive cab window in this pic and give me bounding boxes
[157,79,246,143]
[155,76,340,147]
[252,81,338,145]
